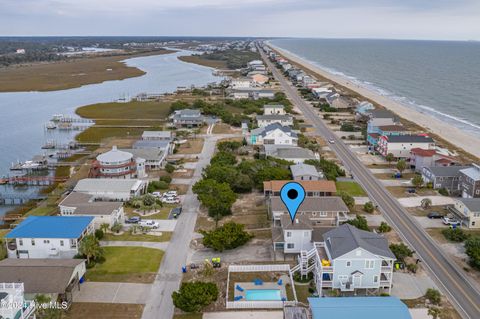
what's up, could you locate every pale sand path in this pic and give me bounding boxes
[269,43,480,158]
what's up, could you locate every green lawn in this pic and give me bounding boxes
[173,314,202,319]
[103,232,172,242]
[336,181,367,196]
[76,127,150,143]
[126,204,176,220]
[0,229,9,238]
[26,205,58,216]
[86,247,164,283]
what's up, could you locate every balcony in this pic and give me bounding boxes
[381,266,393,273]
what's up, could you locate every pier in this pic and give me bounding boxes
[0,175,68,186]
[0,193,47,205]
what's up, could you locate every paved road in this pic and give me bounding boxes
[262,48,480,318]
[141,132,238,319]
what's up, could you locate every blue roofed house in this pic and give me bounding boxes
[367,124,408,148]
[291,224,396,295]
[5,216,94,259]
[308,296,412,319]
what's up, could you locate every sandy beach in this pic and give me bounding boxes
[268,43,480,159]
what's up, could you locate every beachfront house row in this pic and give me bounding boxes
[264,180,337,198]
[170,109,204,128]
[269,196,349,228]
[355,101,375,120]
[59,192,125,229]
[263,145,319,164]
[256,114,293,127]
[377,135,435,159]
[421,166,471,195]
[410,148,458,173]
[459,164,480,198]
[367,125,408,147]
[263,104,286,115]
[5,216,94,259]
[73,178,147,201]
[291,224,396,295]
[0,259,87,307]
[447,198,480,229]
[248,123,297,146]
[0,282,35,319]
[290,163,323,181]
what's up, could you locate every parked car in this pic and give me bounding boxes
[328,139,335,144]
[125,216,141,224]
[163,191,178,197]
[151,192,162,198]
[138,220,159,229]
[162,197,180,204]
[407,188,416,194]
[427,212,444,219]
[171,207,182,219]
[442,217,460,226]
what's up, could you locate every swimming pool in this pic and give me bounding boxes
[245,289,282,301]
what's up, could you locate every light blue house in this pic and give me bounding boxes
[308,296,412,319]
[367,124,408,147]
[292,224,396,295]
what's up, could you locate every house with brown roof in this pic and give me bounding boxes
[0,258,86,305]
[410,148,458,173]
[263,180,336,198]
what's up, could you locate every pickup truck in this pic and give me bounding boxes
[138,220,159,229]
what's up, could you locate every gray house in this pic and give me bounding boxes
[290,163,323,181]
[170,109,204,128]
[421,166,471,195]
[292,224,396,296]
[459,164,480,198]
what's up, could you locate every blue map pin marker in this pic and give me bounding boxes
[280,182,306,223]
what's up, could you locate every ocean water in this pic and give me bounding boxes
[0,50,220,220]
[270,38,480,136]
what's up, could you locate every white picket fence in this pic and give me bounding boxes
[228,264,291,273]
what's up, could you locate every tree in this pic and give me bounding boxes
[165,163,175,174]
[385,153,394,164]
[78,234,103,265]
[143,194,156,207]
[412,175,424,188]
[200,222,253,251]
[172,281,218,313]
[160,175,172,184]
[338,191,355,210]
[304,159,345,181]
[100,223,110,234]
[94,229,104,240]
[428,307,441,319]
[363,201,375,213]
[217,140,242,152]
[389,243,413,262]
[425,288,442,305]
[378,221,392,233]
[345,215,369,231]
[193,179,237,222]
[210,151,237,166]
[442,228,469,242]
[34,294,62,319]
[421,198,432,209]
[0,239,7,261]
[465,236,480,269]
[396,159,407,174]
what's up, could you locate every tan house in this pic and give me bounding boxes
[250,74,269,85]
[263,180,337,197]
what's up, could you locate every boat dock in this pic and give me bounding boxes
[0,192,48,205]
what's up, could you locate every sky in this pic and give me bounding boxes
[1,0,480,40]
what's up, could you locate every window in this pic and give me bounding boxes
[60,240,64,246]
[286,231,292,238]
[287,243,295,249]
[31,239,35,246]
[346,261,351,267]
[320,212,327,217]
[19,239,23,246]
[43,240,50,244]
[373,275,379,283]
[365,260,375,269]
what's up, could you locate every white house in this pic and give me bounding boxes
[292,224,396,295]
[290,163,323,180]
[377,135,435,158]
[59,192,125,229]
[120,148,167,170]
[92,146,146,179]
[5,216,94,259]
[0,283,35,319]
[263,104,286,115]
[248,123,297,146]
[73,178,147,201]
[448,198,480,228]
[230,78,252,89]
[256,114,293,127]
[264,145,319,164]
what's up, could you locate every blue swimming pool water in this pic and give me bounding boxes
[245,289,282,301]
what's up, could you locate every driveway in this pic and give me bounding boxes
[398,196,456,208]
[391,272,437,299]
[74,282,151,304]
[380,179,412,187]
[354,196,370,205]
[363,214,386,227]
[413,216,445,229]
[142,133,240,319]
[171,178,191,185]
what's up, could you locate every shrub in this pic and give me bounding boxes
[407,263,418,273]
[389,243,413,262]
[110,223,122,234]
[363,201,375,213]
[465,236,480,269]
[345,215,369,231]
[172,281,218,312]
[438,188,449,196]
[425,288,441,305]
[94,229,104,240]
[378,222,392,233]
[442,228,469,242]
[338,191,355,210]
[160,175,172,184]
[200,222,253,252]
[165,163,175,174]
